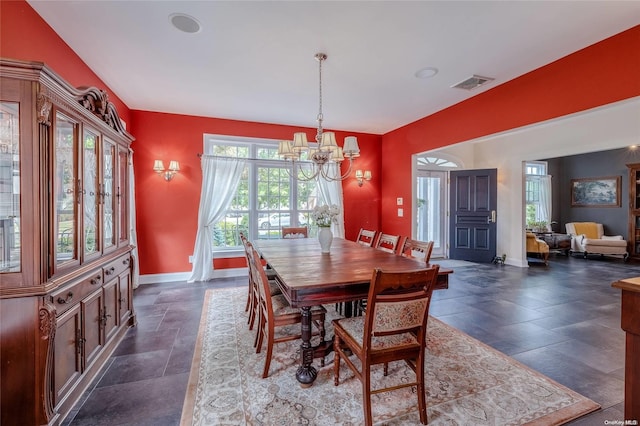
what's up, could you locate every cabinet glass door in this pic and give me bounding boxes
[0,102,20,273]
[118,148,129,244]
[103,139,116,250]
[83,129,99,257]
[55,113,78,265]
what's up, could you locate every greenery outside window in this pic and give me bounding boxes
[525,161,551,230]
[206,135,318,250]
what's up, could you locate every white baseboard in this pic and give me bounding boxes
[139,267,248,285]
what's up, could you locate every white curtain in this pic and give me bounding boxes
[188,157,246,282]
[316,163,345,238]
[539,175,552,230]
[128,150,140,289]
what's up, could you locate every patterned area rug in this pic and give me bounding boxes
[181,288,599,425]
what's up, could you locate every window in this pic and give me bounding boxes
[525,161,551,228]
[206,135,317,250]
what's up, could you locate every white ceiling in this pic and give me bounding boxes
[27,1,640,135]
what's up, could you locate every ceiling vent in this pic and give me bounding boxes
[451,75,494,91]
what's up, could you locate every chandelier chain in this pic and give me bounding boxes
[316,53,324,144]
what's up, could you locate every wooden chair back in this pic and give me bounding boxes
[282,226,308,238]
[399,238,434,263]
[374,233,400,253]
[247,242,326,378]
[332,265,440,425]
[356,228,377,246]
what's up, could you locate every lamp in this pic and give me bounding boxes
[355,170,372,187]
[153,159,180,181]
[278,53,360,181]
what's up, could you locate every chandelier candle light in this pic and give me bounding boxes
[311,204,340,253]
[278,53,360,181]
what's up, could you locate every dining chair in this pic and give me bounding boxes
[247,243,327,378]
[240,233,280,335]
[398,238,434,263]
[356,228,377,247]
[281,226,308,238]
[374,233,400,253]
[333,265,440,426]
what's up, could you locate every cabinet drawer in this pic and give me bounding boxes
[50,272,103,315]
[103,254,131,280]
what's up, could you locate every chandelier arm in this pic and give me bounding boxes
[319,159,355,182]
[296,161,321,182]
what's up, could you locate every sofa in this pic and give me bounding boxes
[565,222,628,260]
[526,231,549,265]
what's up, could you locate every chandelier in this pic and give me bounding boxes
[277,53,360,181]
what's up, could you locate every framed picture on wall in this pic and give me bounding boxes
[571,176,621,207]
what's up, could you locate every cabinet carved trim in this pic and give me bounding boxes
[37,93,52,126]
[75,86,129,135]
[39,301,57,421]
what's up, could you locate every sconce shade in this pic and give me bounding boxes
[153,160,165,172]
[154,159,180,181]
[355,169,372,186]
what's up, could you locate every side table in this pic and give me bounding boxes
[536,232,571,255]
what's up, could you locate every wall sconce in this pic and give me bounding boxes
[153,160,180,181]
[355,170,372,186]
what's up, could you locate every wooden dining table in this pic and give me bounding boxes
[254,237,452,387]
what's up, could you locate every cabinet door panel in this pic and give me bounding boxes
[103,278,119,341]
[103,139,116,252]
[117,147,129,246]
[54,305,81,405]
[118,270,132,324]
[54,112,79,268]
[82,129,99,259]
[81,289,103,369]
[0,101,20,274]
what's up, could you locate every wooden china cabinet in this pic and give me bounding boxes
[627,163,640,261]
[0,59,135,425]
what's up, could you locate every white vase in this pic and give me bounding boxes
[318,227,333,253]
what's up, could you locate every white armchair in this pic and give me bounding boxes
[565,222,628,260]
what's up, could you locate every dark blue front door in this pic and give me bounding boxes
[449,168,497,262]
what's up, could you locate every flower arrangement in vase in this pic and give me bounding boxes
[311,204,340,228]
[311,205,340,253]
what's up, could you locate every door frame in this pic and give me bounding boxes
[412,153,464,259]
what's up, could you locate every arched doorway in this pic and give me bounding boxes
[413,155,461,259]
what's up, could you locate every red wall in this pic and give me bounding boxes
[0,0,131,125]
[130,111,381,274]
[381,25,640,237]
[3,0,639,274]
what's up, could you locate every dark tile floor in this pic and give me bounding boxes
[64,254,638,425]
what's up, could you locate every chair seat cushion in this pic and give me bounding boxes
[267,279,281,296]
[271,294,326,316]
[333,316,419,350]
[582,238,627,247]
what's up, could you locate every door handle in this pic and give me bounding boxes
[488,210,496,223]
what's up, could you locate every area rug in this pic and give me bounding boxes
[181,288,600,425]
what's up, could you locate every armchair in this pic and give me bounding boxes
[565,222,628,260]
[526,231,549,265]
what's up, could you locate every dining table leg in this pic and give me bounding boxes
[296,306,318,387]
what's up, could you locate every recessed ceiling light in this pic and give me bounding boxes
[415,67,438,79]
[169,13,201,34]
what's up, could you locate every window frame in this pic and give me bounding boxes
[205,135,316,253]
[525,161,548,225]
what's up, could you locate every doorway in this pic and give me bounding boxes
[415,171,447,258]
[413,155,461,259]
